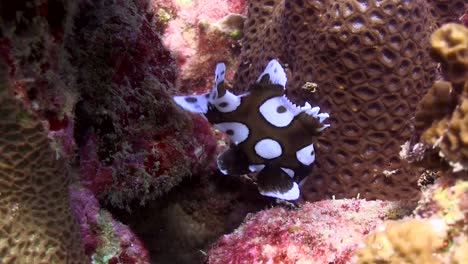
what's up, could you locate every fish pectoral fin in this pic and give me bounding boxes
[217,147,250,176]
[173,93,209,114]
[257,165,300,201]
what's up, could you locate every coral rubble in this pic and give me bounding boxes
[232,0,467,202]
[208,199,409,264]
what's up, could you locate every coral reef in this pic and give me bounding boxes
[1,0,221,262]
[0,0,87,262]
[232,0,467,202]
[208,199,410,264]
[355,22,468,264]
[355,175,468,263]
[70,186,150,263]
[415,23,468,171]
[68,0,217,207]
[355,219,447,264]
[0,79,87,262]
[111,172,268,264]
[429,0,467,26]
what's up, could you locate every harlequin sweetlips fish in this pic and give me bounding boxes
[173,60,330,200]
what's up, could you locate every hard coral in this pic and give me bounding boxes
[428,0,468,26]
[68,0,217,207]
[354,219,447,264]
[431,23,468,84]
[0,80,87,263]
[231,0,468,201]
[208,199,409,264]
[415,23,468,171]
[355,175,468,264]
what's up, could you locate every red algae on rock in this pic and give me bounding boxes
[161,0,247,94]
[208,199,409,264]
[70,186,150,264]
[68,0,218,207]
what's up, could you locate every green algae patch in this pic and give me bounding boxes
[158,8,173,25]
[92,211,120,264]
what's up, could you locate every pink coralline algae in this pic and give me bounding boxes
[160,0,247,93]
[162,0,246,60]
[208,199,409,264]
[70,186,150,264]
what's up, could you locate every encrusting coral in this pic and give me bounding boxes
[355,175,468,264]
[354,219,447,264]
[208,199,411,264]
[415,23,468,171]
[231,0,466,202]
[0,79,87,262]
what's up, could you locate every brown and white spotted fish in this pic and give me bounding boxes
[174,60,330,200]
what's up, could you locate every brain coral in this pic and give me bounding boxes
[415,23,468,171]
[0,80,87,262]
[233,0,467,201]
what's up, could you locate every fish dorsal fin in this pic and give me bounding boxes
[256,59,287,88]
[173,93,209,114]
[210,62,226,100]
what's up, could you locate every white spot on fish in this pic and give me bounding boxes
[255,138,283,159]
[259,96,299,127]
[296,144,315,165]
[215,122,249,145]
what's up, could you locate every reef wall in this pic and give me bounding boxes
[0,0,220,262]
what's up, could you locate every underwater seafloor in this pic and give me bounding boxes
[0,0,468,263]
